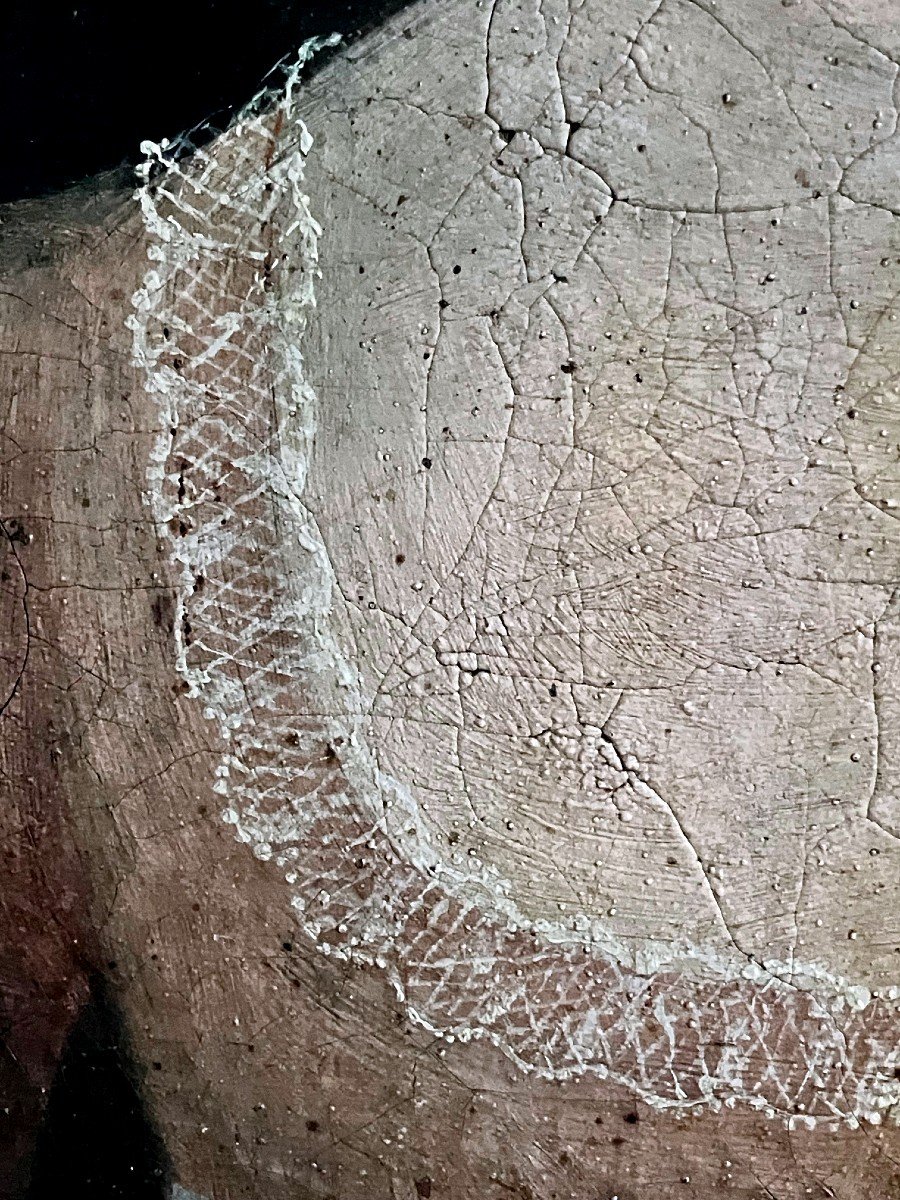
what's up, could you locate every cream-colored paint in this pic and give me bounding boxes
[130,0,900,1124]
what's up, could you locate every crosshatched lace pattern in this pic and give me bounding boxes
[129,46,900,1127]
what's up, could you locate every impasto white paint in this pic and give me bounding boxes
[130,2,900,1127]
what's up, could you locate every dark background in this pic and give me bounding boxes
[1,0,410,203]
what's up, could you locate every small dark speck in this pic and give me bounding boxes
[452,264,461,274]
[395,553,406,564]
[636,143,646,153]
[560,361,576,374]
[624,1111,639,1124]
[282,941,293,952]
[422,457,433,468]
[306,1119,320,1131]
[6,519,31,545]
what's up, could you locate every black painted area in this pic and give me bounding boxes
[24,976,170,1200]
[0,1033,46,1200]
[2,0,414,203]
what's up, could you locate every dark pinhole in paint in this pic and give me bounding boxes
[25,974,170,1200]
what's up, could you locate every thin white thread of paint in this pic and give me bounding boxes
[128,43,900,1128]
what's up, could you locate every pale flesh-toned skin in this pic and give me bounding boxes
[2,0,900,1197]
